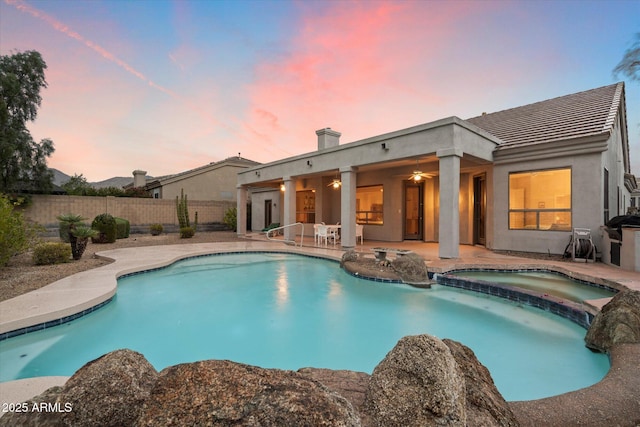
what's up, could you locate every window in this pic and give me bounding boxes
[295,190,315,223]
[509,168,571,231]
[356,185,384,225]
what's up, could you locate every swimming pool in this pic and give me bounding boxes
[0,253,608,401]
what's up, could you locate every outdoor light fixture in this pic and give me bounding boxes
[408,160,433,181]
[326,172,342,189]
[381,142,388,150]
[307,160,313,166]
[280,184,285,192]
[255,171,261,177]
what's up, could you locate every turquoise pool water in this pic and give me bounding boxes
[449,270,616,303]
[0,253,608,401]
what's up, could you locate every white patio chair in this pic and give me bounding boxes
[316,225,330,246]
[355,224,364,245]
[313,224,321,245]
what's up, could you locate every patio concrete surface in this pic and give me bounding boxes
[1,236,638,422]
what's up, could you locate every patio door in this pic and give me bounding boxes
[473,175,486,245]
[404,182,423,240]
[264,200,272,228]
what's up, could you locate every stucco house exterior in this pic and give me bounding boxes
[236,83,634,259]
[130,155,260,201]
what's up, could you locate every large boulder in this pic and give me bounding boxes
[364,334,466,426]
[443,339,519,427]
[136,359,361,426]
[298,367,372,425]
[585,290,640,353]
[0,349,158,427]
[391,252,430,286]
[341,250,359,266]
[60,349,158,426]
[0,386,65,427]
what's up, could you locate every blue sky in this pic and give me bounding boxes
[1,0,639,180]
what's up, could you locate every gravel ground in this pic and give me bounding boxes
[0,231,243,302]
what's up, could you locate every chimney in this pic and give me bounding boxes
[132,170,147,187]
[316,128,341,150]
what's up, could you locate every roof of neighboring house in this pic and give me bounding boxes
[144,156,260,189]
[466,82,625,149]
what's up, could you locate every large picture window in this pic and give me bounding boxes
[356,185,383,225]
[509,168,571,231]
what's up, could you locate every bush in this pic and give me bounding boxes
[32,242,71,265]
[115,217,130,239]
[180,226,195,238]
[150,223,163,235]
[0,195,39,267]
[91,213,117,243]
[223,207,237,232]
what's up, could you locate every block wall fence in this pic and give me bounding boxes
[20,195,236,230]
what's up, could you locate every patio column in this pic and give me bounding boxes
[236,185,247,236]
[340,166,357,249]
[283,176,296,241]
[437,148,462,258]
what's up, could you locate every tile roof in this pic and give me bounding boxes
[466,82,624,148]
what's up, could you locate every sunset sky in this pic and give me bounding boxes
[1,0,639,181]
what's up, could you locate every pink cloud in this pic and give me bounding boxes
[242,1,493,154]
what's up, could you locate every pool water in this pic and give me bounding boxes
[448,270,616,303]
[0,253,608,401]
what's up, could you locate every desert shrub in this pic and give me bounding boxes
[223,207,237,232]
[91,213,117,243]
[0,195,40,267]
[115,217,130,239]
[150,223,163,235]
[180,226,195,238]
[32,242,71,265]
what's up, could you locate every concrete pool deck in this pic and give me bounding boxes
[1,237,639,423]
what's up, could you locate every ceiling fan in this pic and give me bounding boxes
[408,161,433,181]
[327,178,342,188]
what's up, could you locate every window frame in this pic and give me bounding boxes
[508,167,572,231]
[356,184,384,225]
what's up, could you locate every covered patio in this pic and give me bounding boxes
[237,119,499,259]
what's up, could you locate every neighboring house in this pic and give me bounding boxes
[237,83,634,260]
[130,156,260,201]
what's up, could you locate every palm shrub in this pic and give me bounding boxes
[57,213,87,243]
[71,225,98,260]
[91,213,117,243]
[114,217,130,239]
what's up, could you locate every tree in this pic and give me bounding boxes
[0,195,40,267]
[613,32,640,82]
[0,50,54,193]
[61,173,93,195]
